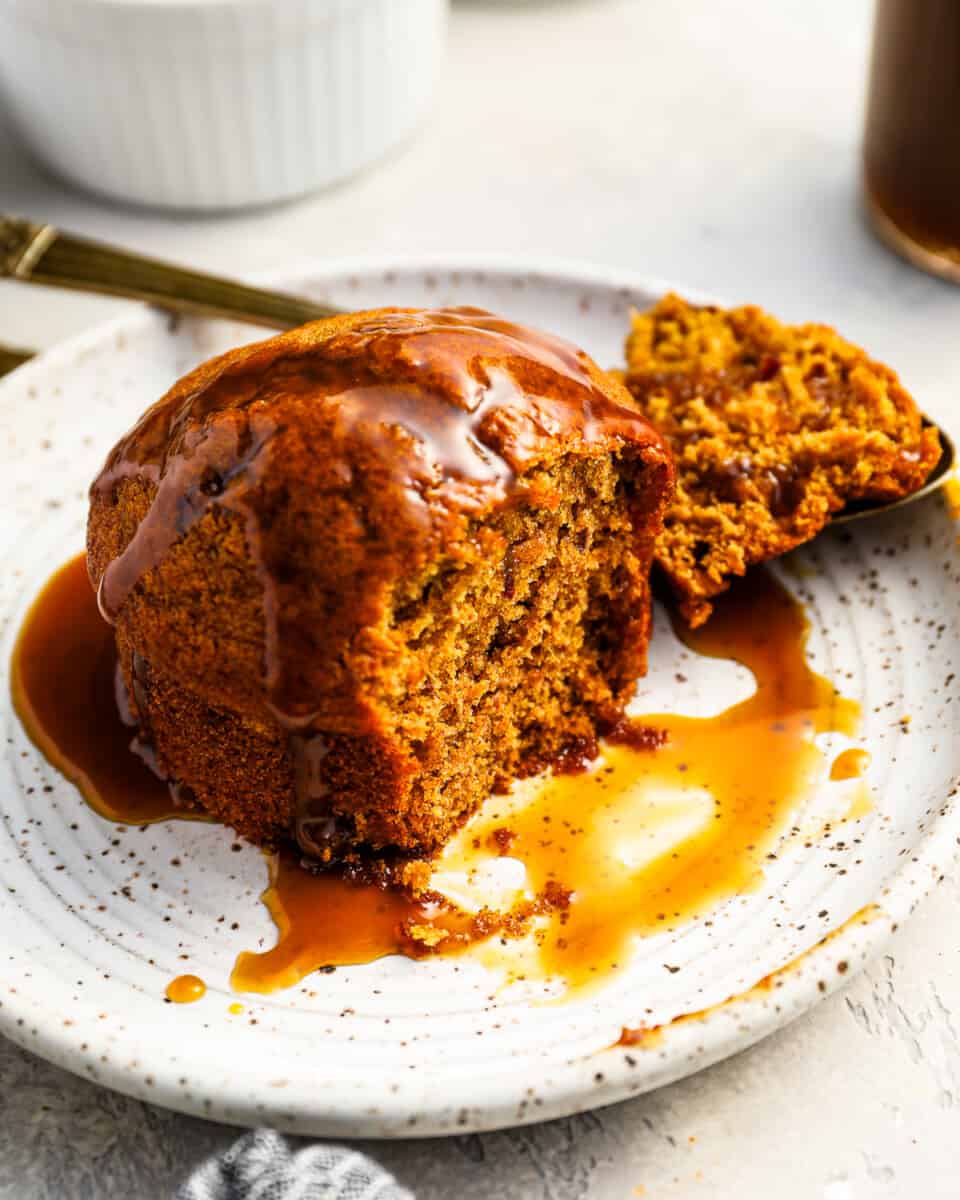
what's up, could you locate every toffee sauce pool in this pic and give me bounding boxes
[12,555,861,996]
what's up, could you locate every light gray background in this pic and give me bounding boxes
[2,1,960,1197]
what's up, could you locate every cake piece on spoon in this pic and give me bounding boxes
[623,293,940,626]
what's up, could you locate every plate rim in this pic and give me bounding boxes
[1,253,958,1137]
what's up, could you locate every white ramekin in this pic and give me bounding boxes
[0,0,449,211]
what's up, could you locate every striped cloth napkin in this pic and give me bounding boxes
[176,1129,414,1200]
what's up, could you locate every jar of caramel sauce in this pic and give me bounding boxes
[864,0,960,282]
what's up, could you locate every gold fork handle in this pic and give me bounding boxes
[0,343,33,378]
[1,216,343,330]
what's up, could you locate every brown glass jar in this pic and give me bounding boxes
[864,0,960,282]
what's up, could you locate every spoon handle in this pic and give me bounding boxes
[1,215,342,330]
[0,343,33,378]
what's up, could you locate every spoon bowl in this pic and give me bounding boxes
[831,419,955,525]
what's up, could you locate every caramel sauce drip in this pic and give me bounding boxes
[829,749,872,824]
[235,569,859,994]
[830,748,870,782]
[12,556,859,998]
[11,555,190,824]
[165,974,206,1004]
[90,308,667,734]
[231,854,444,994]
[423,568,858,989]
[86,308,672,855]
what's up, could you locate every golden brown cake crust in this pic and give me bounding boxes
[87,307,674,859]
[623,294,940,626]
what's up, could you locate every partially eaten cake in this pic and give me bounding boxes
[623,294,941,626]
[87,307,674,864]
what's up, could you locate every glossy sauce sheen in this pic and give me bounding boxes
[238,567,859,992]
[91,307,665,696]
[86,307,672,852]
[165,974,206,1004]
[11,555,191,825]
[830,748,870,782]
[13,556,854,998]
[231,856,442,994]
[12,557,860,996]
[454,569,858,987]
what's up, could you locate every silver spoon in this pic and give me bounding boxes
[830,419,954,525]
[1,214,954,525]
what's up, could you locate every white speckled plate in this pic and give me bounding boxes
[2,258,959,1137]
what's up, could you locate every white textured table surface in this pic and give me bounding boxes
[2,2,960,1197]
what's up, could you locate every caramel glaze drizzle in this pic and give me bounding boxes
[235,569,861,995]
[165,974,206,1004]
[11,555,193,824]
[12,556,862,998]
[830,747,870,781]
[86,308,672,854]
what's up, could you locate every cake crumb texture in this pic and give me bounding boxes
[623,293,940,626]
[87,307,674,862]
